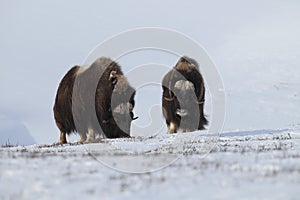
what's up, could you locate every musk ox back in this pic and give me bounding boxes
[53,57,136,144]
[162,56,208,133]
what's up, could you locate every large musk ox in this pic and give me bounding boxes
[53,57,137,144]
[162,56,208,133]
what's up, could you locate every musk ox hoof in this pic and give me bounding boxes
[178,128,191,133]
[59,141,67,145]
[79,134,87,144]
[83,138,101,144]
[85,139,96,143]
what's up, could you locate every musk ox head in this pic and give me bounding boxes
[110,71,137,135]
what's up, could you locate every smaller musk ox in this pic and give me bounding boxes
[53,57,137,144]
[162,56,208,133]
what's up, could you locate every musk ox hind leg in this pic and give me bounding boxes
[54,65,80,145]
[198,114,208,130]
[59,132,67,144]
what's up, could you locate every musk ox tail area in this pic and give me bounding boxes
[162,56,208,133]
[53,66,80,144]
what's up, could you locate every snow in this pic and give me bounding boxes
[1,129,299,199]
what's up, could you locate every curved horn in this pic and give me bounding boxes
[132,116,139,120]
[109,71,120,85]
[163,96,174,101]
[195,99,205,104]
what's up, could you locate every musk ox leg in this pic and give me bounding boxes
[86,128,95,143]
[178,128,185,133]
[59,132,67,144]
[179,128,192,133]
[168,122,177,134]
[79,133,87,144]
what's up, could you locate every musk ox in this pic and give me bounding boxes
[162,56,208,133]
[53,57,137,144]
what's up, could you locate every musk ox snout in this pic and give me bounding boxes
[112,103,132,134]
[176,108,189,117]
[174,80,197,103]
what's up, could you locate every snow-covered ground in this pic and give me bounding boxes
[1,129,299,199]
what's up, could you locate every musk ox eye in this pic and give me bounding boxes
[129,103,133,111]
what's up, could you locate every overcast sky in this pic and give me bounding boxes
[0,0,299,144]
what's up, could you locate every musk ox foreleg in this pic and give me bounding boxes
[86,128,95,143]
[79,132,87,143]
[168,121,177,134]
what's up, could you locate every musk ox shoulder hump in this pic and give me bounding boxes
[176,56,200,72]
[58,65,80,87]
[76,65,88,75]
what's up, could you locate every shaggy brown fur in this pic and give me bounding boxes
[53,57,136,144]
[162,56,208,133]
[53,66,80,144]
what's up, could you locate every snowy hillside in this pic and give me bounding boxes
[1,129,299,199]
